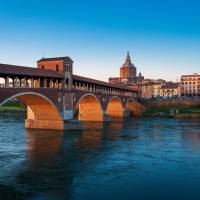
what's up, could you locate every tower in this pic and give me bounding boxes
[37,56,73,90]
[120,52,137,83]
[64,60,73,90]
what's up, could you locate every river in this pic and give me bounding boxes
[0,116,200,200]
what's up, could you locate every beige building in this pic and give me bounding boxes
[141,80,180,98]
[181,74,200,97]
[140,81,162,98]
[160,82,181,98]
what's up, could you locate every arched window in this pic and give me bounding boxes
[56,65,59,71]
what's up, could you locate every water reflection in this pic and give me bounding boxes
[180,120,200,149]
[15,129,70,199]
[15,121,125,199]
[76,129,102,150]
[27,129,64,160]
[1,117,200,200]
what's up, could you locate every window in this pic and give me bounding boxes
[41,65,44,70]
[56,65,59,71]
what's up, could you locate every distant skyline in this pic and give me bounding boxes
[0,0,200,82]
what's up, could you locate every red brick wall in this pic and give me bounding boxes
[120,67,136,79]
[37,60,65,72]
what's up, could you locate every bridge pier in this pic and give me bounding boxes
[78,112,111,122]
[25,119,65,130]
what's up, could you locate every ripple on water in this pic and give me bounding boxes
[0,117,200,200]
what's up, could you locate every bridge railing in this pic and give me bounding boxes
[72,81,137,97]
[0,76,138,97]
[0,76,62,89]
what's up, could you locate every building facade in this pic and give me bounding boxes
[140,81,163,98]
[140,80,180,98]
[181,74,200,97]
[160,82,181,98]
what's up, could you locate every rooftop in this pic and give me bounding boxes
[0,63,62,78]
[0,63,137,92]
[181,74,200,77]
[37,56,73,63]
[161,83,179,89]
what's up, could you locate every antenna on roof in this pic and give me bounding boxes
[42,53,45,59]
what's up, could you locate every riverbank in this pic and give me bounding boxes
[1,100,200,119]
[0,102,26,115]
[0,106,26,115]
[144,104,200,119]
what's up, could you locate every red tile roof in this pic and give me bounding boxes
[0,64,62,78]
[0,63,137,92]
[161,83,179,89]
[37,57,73,63]
[73,75,137,91]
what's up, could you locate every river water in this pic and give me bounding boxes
[0,116,200,200]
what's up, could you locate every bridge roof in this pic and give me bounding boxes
[0,63,137,92]
[0,64,62,78]
[73,75,137,92]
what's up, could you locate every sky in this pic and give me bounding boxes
[0,0,200,82]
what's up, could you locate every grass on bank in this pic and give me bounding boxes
[0,101,26,113]
[145,105,200,115]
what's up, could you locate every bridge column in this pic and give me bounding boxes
[19,78,22,87]
[75,82,77,89]
[78,82,82,90]
[50,80,52,88]
[11,78,14,87]
[44,78,47,88]
[5,76,9,87]
[82,83,84,90]
[23,78,27,87]
[31,78,34,88]
[55,80,59,88]
[38,78,41,88]
[14,77,19,88]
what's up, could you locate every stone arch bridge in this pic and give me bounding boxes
[0,57,143,130]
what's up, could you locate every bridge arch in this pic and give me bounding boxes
[0,92,64,130]
[106,96,124,118]
[75,93,104,121]
[125,98,144,117]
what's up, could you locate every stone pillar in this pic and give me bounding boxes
[12,78,15,87]
[82,83,85,90]
[23,78,27,88]
[78,82,80,90]
[38,78,41,88]
[5,76,9,87]
[19,79,22,88]
[44,78,47,88]
[75,82,78,89]
[31,78,34,88]
[55,80,59,88]
[15,77,19,87]
[50,79,53,88]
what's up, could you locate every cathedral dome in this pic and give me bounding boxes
[121,52,136,69]
[120,52,137,80]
